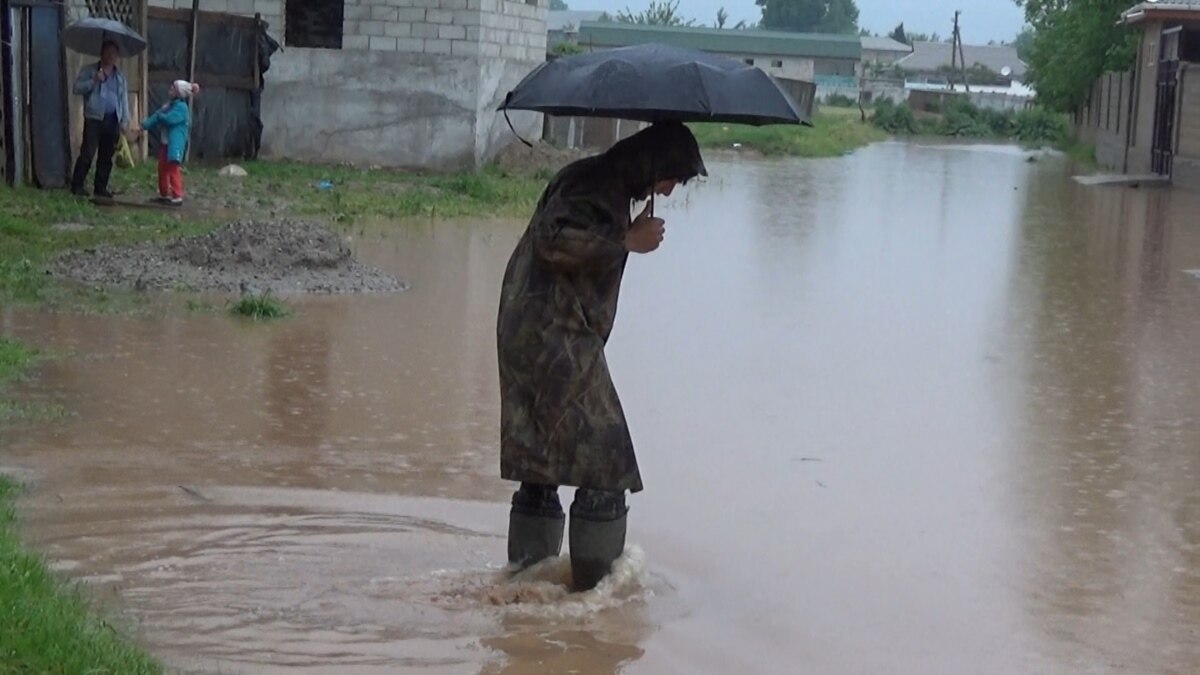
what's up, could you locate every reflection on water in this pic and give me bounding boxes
[1,142,1199,673]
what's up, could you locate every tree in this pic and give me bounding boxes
[716,6,729,28]
[756,0,860,34]
[888,22,907,44]
[858,27,874,37]
[1013,26,1035,61]
[550,0,568,9]
[616,0,696,26]
[1017,0,1137,111]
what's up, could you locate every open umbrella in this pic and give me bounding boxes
[62,17,147,58]
[500,43,812,127]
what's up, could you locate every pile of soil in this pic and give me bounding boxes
[52,220,406,294]
[493,142,588,176]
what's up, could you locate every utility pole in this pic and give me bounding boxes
[950,11,958,92]
[953,10,970,93]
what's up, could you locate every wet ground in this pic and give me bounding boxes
[2,142,1200,674]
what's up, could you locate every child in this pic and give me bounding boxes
[141,80,199,206]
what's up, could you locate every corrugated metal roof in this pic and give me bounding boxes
[896,41,1027,78]
[861,36,912,53]
[576,23,862,60]
[1123,0,1200,22]
[548,10,606,33]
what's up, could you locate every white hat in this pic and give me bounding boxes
[173,80,198,97]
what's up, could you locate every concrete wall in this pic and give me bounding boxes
[731,54,814,82]
[1074,70,1135,171]
[863,49,905,67]
[1175,64,1200,191]
[141,0,546,168]
[1128,22,1162,174]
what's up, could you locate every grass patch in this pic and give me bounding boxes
[1062,140,1099,169]
[110,160,547,224]
[230,292,291,320]
[689,111,886,158]
[0,476,162,673]
[0,337,37,386]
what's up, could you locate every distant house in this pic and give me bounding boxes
[576,22,860,82]
[548,10,605,47]
[861,36,912,67]
[896,41,1027,86]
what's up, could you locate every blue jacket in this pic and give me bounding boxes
[142,99,191,164]
[73,63,131,128]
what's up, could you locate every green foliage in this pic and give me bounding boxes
[0,477,162,673]
[825,93,858,107]
[550,0,568,9]
[1017,0,1138,111]
[889,22,907,44]
[616,0,695,26]
[689,110,886,157]
[755,0,860,34]
[550,41,585,56]
[230,291,291,320]
[1013,26,1035,61]
[871,99,918,134]
[871,98,1069,145]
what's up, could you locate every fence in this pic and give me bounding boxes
[147,7,269,161]
[1073,70,1135,172]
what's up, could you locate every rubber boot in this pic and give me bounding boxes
[507,484,565,569]
[507,509,565,569]
[569,506,628,591]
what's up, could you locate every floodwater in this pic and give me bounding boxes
[3,142,1200,674]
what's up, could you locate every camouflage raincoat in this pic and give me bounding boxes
[497,123,707,493]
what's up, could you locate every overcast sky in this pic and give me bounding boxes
[576,0,1028,44]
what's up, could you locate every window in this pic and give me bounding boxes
[772,59,783,68]
[286,0,344,49]
[744,58,755,65]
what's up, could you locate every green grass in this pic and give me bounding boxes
[111,160,548,223]
[1062,140,1099,169]
[230,292,291,320]
[0,337,37,386]
[0,477,162,673]
[689,110,887,158]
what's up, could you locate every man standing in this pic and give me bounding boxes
[70,40,131,198]
[496,122,707,591]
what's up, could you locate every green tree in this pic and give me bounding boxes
[756,0,860,34]
[1013,26,1035,61]
[716,6,729,28]
[1016,0,1137,111]
[550,0,568,9]
[888,22,907,44]
[617,0,696,26]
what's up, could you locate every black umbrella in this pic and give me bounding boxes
[62,17,147,58]
[500,43,811,127]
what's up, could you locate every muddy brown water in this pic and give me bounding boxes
[3,142,1200,674]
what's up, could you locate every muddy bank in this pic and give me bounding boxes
[52,220,406,294]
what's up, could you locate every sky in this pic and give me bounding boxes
[577,0,1028,44]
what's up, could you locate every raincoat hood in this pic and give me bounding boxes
[605,122,707,199]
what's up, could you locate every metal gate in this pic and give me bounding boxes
[1152,59,1179,176]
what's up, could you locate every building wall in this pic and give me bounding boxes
[1128,22,1162,174]
[863,48,905,67]
[719,53,814,82]
[142,0,546,168]
[1175,64,1200,191]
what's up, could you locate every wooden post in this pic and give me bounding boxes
[949,12,957,92]
[184,0,198,161]
[954,11,970,94]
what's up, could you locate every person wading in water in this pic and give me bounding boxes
[496,122,707,590]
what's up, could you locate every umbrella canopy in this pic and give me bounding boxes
[500,43,811,127]
[62,17,147,58]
